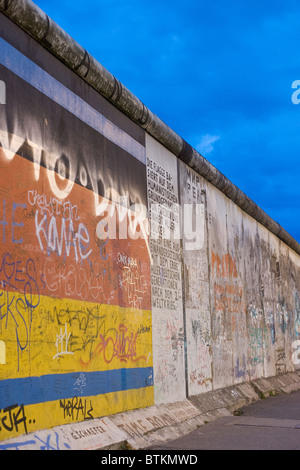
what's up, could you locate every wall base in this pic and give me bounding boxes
[1,370,300,450]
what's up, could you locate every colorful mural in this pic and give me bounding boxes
[0,18,153,440]
[1,4,300,446]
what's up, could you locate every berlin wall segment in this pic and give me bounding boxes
[0,13,153,441]
[0,4,300,445]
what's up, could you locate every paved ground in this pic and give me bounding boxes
[148,390,300,450]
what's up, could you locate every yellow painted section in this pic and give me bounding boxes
[0,293,153,380]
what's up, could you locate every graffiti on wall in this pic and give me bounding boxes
[179,162,212,395]
[146,136,185,404]
[0,27,154,440]
[211,250,244,321]
[211,248,248,384]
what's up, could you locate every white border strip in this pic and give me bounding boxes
[0,38,146,164]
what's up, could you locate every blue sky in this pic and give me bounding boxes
[35,0,300,243]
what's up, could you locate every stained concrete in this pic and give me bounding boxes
[148,386,300,450]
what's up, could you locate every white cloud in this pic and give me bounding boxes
[196,134,220,155]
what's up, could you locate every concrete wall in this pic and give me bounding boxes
[0,1,300,442]
[146,134,300,403]
[0,12,153,440]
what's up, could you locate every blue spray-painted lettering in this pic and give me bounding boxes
[12,203,26,244]
[0,200,27,244]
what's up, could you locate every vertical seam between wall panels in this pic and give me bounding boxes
[177,159,189,399]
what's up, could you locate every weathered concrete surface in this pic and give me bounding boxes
[258,371,300,395]
[110,371,300,449]
[1,0,300,451]
[1,372,299,450]
[109,400,205,450]
[1,0,300,256]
